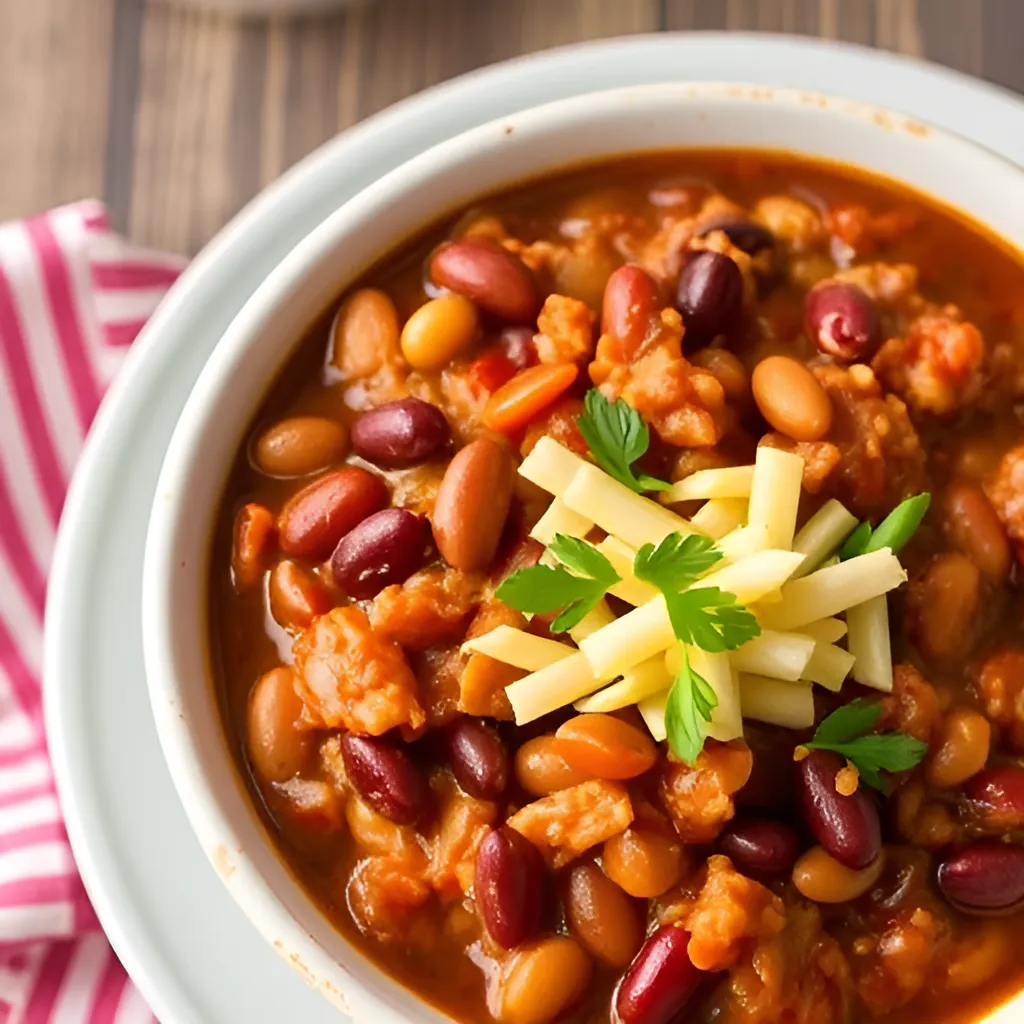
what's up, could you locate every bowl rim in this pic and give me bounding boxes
[142,79,1024,1022]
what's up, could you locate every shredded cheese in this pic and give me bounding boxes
[662,465,754,503]
[461,626,576,671]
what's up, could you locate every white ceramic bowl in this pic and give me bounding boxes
[143,82,1024,1022]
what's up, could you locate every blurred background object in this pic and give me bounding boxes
[0,0,1021,257]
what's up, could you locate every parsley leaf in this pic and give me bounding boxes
[494,533,620,632]
[665,649,719,764]
[664,587,761,653]
[841,493,931,561]
[634,533,723,592]
[805,698,929,792]
[576,389,671,493]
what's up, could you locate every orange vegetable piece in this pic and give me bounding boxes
[481,363,578,434]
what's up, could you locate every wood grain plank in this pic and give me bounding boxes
[981,0,1024,94]
[915,0,984,79]
[0,0,115,222]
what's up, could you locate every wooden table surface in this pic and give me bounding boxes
[2,0,1022,256]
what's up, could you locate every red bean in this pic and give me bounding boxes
[278,466,388,559]
[474,827,544,948]
[613,925,703,1024]
[430,239,541,324]
[340,734,427,826]
[965,765,1024,828]
[350,398,450,468]
[700,217,774,254]
[796,749,881,870]
[719,817,801,877]
[675,250,743,342]
[602,265,658,350]
[330,507,429,599]
[446,718,510,800]
[937,841,1024,913]
[804,281,880,361]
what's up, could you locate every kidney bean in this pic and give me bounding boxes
[247,667,312,784]
[430,238,541,324]
[268,560,333,631]
[330,507,429,599]
[514,735,595,797]
[804,281,880,361]
[700,217,775,255]
[340,733,427,826]
[965,765,1024,828]
[350,398,450,468]
[494,935,591,1024]
[675,250,743,341]
[553,714,657,780]
[937,841,1024,913]
[432,438,515,571]
[792,845,885,903]
[613,925,702,1024]
[602,265,658,350]
[719,817,801,877]
[943,482,1011,579]
[254,416,348,478]
[925,708,990,789]
[751,355,833,442]
[446,718,509,799]
[474,827,544,948]
[564,863,643,969]
[400,293,480,370]
[603,828,685,899]
[796,749,881,870]
[278,466,388,559]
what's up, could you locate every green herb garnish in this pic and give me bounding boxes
[576,389,671,494]
[803,698,929,791]
[634,533,760,763]
[841,493,931,560]
[665,649,719,765]
[494,533,620,632]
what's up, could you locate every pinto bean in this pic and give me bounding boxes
[493,935,592,1024]
[751,355,833,442]
[943,482,1011,578]
[925,708,990,789]
[564,862,643,969]
[553,714,657,780]
[514,736,595,797]
[602,829,685,899]
[792,845,885,903]
[247,668,312,784]
[278,467,388,559]
[432,438,515,571]
[430,239,541,325]
[254,416,348,478]
[912,553,981,663]
[400,294,480,370]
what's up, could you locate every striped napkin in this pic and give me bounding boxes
[1,201,184,1022]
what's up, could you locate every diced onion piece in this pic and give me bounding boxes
[791,499,859,579]
[694,549,805,605]
[518,437,588,497]
[568,599,616,643]
[574,655,671,712]
[562,463,700,549]
[690,497,748,540]
[596,537,660,606]
[638,691,668,742]
[506,652,609,725]
[801,642,855,692]
[747,446,804,552]
[729,630,816,682]
[530,498,594,545]
[717,523,771,563]
[691,646,743,742]
[799,618,848,645]
[739,674,816,729]
[846,595,894,692]
[579,596,675,680]
[461,626,576,671]
[662,465,754,503]
[755,549,907,631]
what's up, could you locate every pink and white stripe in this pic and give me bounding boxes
[0,200,185,1022]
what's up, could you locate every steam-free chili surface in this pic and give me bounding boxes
[210,151,1024,1024]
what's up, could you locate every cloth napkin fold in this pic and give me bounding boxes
[1,201,185,1022]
